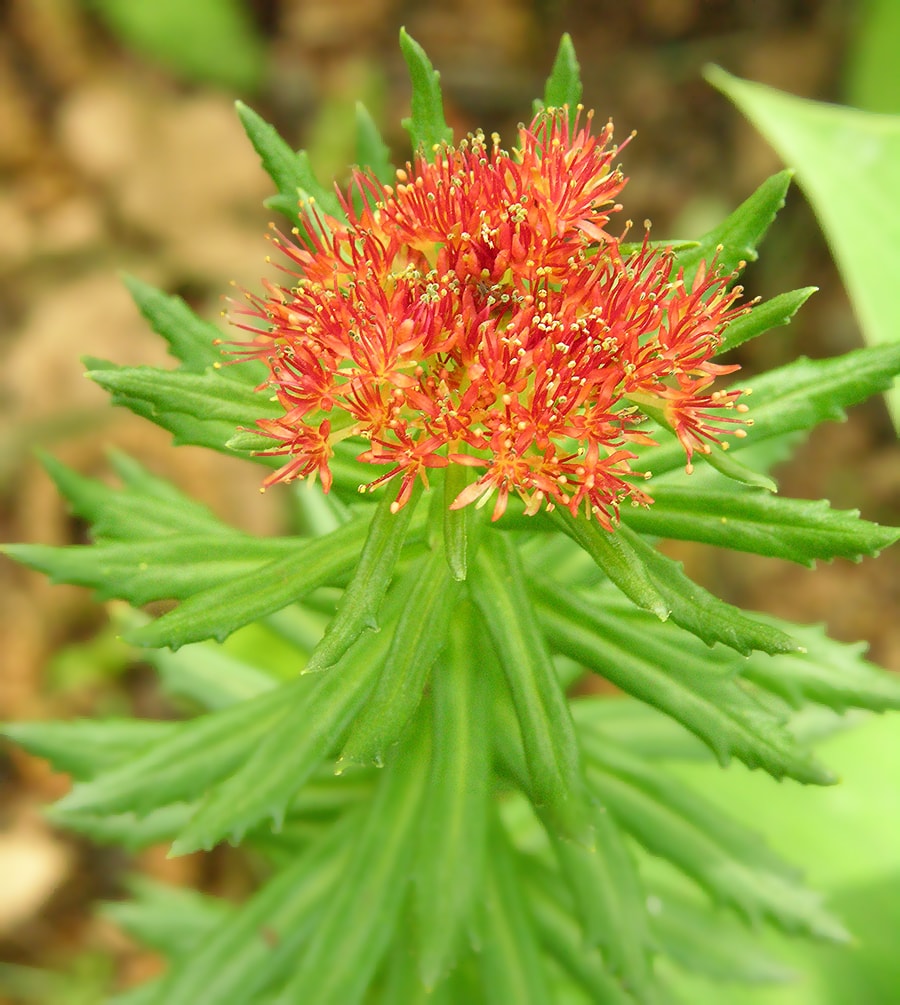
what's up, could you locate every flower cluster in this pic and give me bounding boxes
[233,110,748,526]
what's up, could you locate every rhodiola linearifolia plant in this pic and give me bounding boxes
[4,31,900,1004]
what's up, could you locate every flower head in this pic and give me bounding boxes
[232,109,747,526]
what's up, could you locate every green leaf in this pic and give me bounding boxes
[51,679,307,818]
[85,359,280,458]
[742,620,900,714]
[399,28,453,156]
[304,485,423,674]
[648,883,795,985]
[47,803,195,851]
[706,67,900,426]
[89,0,265,91]
[580,736,849,942]
[470,534,594,847]
[535,579,831,783]
[698,445,778,493]
[674,170,792,284]
[355,102,394,183]
[339,546,461,767]
[637,343,900,481]
[1,718,175,781]
[121,274,263,382]
[550,508,670,621]
[169,559,425,854]
[716,287,817,356]
[537,34,582,122]
[235,101,344,222]
[620,486,899,566]
[477,816,554,1005]
[272,719,431,1005]
[413,600,491,988]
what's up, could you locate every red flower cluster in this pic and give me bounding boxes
[233,110,748,526]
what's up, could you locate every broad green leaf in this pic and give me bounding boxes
[101,878,229,960]
[52,678,306,818]
[355,102,394,183]
[620,485,899,566]
[846,0,900,114]
[169,560,424,854]
[125,519,371,649]
[706,67,900,425]
[303,486,422,674]
[85,359,280,459]
[741,620,900,714]
[470,534,594,847]
[537,34,582,122]
[1,718,174,781]
[580,736,849,942]
[235,101,344,222]
[674,170,792,284]
[413,600,491,988]
[716,287,817,356]
[90,0,264,91]
[122,274,264,382]
[648,883,795,985]
[339,545,461,767]
[272,720,431,1005]
[477,817,554,1005]
[399,28,453,156]
[550,508,669,621]
[137,811,359,1005]
[535,580,831,784]
[637,343,900,481]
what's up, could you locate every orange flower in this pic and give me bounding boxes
[232,110,747,525]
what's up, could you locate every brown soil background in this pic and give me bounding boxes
[0,0,897,999]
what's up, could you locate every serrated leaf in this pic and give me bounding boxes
[536,33,582,123]
[137,810,359,1005]
[399,28,453,156]
[339,545,461,767]
[477,816,554,1005]
[85,360,280,458]
[674,170,792,284]
[1,718,175,781]
[236,101,344,222]
[122,274,264,382]
[47,803,195,851]
[413,600,491,988]
[621,486,899,566]
[637,343,900,481]
[52,679,306,818]
[647,883,795,985]
[716,287,817,356]
[271,718,431,1005]
[169,559,424,854]
[355,101,394,183]
[742,620,900,714]
[535,579,831,783]
[580,736,849,942]
[470,534,594,847]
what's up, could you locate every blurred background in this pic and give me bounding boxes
[0,0,897,1002]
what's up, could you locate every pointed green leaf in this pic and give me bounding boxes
[621,486,900,566]
[535,579,830,783]
[580,736,849,942]
[413,600,491,988]
[235,101,344,221]
[442,460,474,581]
[537,34,582,122]
[399,28,453,156]
[355,101,394,182]
[272,719,431,1005]
[716,287,817,356]
[470,534,594,846]
[47,803,194,851]
[303,485,423,674]
[339,546,461,767]
[674,170,792,284]
[477,816,554,1005]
